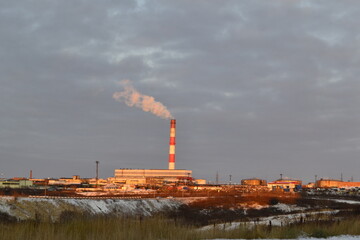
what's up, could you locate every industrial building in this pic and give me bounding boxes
[113,119,193,185]
[0,179,33,188]
[241,178,267,186]
[113,169,192,185]
[48,175,85,186]
[267,178,302,192]
[316,179,360,188]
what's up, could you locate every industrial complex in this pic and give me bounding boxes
[109,119,193,185]
[1,119,360,196]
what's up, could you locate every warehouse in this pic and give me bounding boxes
[111,120,193,185]
[316,179,360,188]
[113,169,192,185]
[241,178,267,186]
[0,179,33,188]
[267,179,302,192]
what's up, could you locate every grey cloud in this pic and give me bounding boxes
[1,1,360,183]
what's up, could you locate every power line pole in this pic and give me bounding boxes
[96,161,99,188]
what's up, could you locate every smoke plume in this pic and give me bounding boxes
[113,80,173,119]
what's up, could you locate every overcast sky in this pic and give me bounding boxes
[1,0,360,183]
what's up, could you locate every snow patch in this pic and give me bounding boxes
[210,236,360,240]
[0,196,183,220]
[273,203,307,212]
[332,199,360,205]
[200,210,340,231]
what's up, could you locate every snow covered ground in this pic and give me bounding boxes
[273,203,307,212]
[200,202,339,231]
[210,236,360,240]
[331,199,360,205]
[309,197,360,205]
[0,196,183,221]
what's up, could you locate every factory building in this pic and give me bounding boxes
[267,179,302,192]
[48,175,85,186]
[113,169,192,184]
[316,179,360,188]
[241,178,267,186]
[0,179,33,188]
[113,119,194,185]
[316,179,342,188]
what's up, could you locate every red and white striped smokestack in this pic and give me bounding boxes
[169,119,176,170]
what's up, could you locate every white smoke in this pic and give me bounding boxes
[113,80,173,119]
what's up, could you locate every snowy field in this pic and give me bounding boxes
[211,236,360,240]
[200,203,339,231]
[0,196,183,220]
[201,209,339,231]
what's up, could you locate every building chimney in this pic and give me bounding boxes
[169,119,176,170]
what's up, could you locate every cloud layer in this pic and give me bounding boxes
[1,0,360,183]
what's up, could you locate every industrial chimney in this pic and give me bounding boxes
[169,119,176,170]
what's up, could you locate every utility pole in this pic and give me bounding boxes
[341,173,343,182]
[96,161,99,188]
[44,179,48,196]
[229,174,232,185]
[216,171,219,185]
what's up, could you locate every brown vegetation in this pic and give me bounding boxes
[1,214,360,239]
[189,192,300,209]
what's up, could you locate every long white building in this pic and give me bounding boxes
[113,169,192,184]
[111,120,193,185]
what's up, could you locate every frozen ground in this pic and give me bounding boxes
[273,203,307,212]
[0,196,182,221]
[200,202,339,231]
[1,196,359,224]
[309,197,360,205]
[211,236,360,240]
[332,199,360,205]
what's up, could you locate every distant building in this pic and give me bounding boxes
[113,169,192,185]
[195,179,207,185]
[304,182,315,188]
[267,179,302,192]
[88,178,108,186]
[316,179,360,188]
[48,175,86,186]
[241,178,267,186]
[0,179,33,188]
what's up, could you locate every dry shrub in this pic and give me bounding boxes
[0,212,17,223]
[189,192,299,209]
